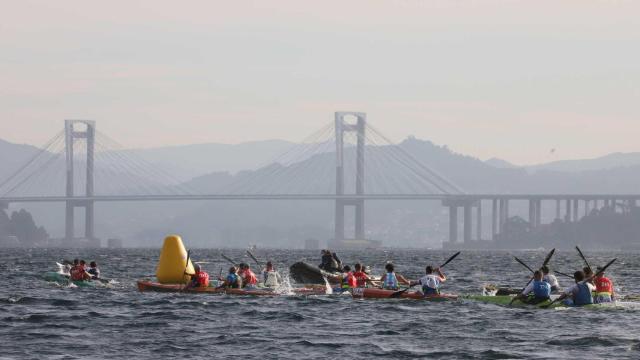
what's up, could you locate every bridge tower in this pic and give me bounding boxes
[64,120,96,241]
[334,112,366,242]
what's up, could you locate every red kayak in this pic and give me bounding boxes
[136,280,327,296]
[351,287,459,301]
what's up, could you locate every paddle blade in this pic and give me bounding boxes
[594,258,617,278]
[514,257,535,273]
[440,251,461,268]
[575,246,592,272]
[542,248,556,267]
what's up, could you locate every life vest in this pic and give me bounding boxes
[353,271,368,287]
[242,269,258,285]
[193,271,209,287]
[263,270,279,287]
[574,283,594,306]
[69,265,86,281]
[532,280,551,299]
[226,273,240,288]
[383,272,399,290]
[595,276,613,295]
[342,272,357,289]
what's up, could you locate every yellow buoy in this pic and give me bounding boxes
[156,235,194,284]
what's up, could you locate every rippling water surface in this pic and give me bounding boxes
[2,248,640,359]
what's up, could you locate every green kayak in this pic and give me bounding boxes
[464,295,634,309]
[43,271,97,287]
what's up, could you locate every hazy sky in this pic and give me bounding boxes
[1,1,639,165]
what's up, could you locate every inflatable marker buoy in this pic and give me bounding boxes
[156,235,194,284]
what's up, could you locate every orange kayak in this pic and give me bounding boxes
[351,287,459,301]
[136,280,327,296]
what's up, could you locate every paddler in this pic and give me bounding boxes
[593,266,615,303]
[218,266,242,289]
[510,270,551,305]
[69,259,91,281]
[353,263,376,288]
[556,271,595,306]
[239,263,258,289]
[410,265,446,296]
[541,266,561,293]
[319,250,341,272]
[339,265,357,291]
[186,263,210,289]
[261,261,282,288]
[87,261,100,280]
[378,263,410,290]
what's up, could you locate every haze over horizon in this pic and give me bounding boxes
[2,1,639,165]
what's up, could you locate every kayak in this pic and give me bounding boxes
[464,295,635,309]
[136,280,328,296]
[351,287,459,301]
[43,271,97,287]
[289,262,341,285]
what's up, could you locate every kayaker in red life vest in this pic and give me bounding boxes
[239,263,258,289]
[339,265,357,290]
[69,259,91,281]
[594,267,615,303]
[186,263,210,289]
[353,263,376,288]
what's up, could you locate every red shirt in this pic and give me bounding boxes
[342,272,357,288]
[353,271,368,287]
[69,265,86,281]
[595,276,613,294]
[193,271,210,287]
[240,269,258,285]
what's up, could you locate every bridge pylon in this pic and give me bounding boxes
[334,112,366,242]
[64,120,96,241]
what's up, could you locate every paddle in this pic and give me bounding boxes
[390,251,461,298]
[246,250,262,268]
[514,257,535,274]
[542,257,617,309]
[575,246,593,274]
[181,250,191,292]
[221,253,238,266]
[521,248,555,290]
[554,270,574,279]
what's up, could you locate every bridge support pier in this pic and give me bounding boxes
[491,199,498,240]
[64,120,96,242]
[463,203,472,243]
[449,205,458,243]
[334,112,366,242]
[476,201,482,241]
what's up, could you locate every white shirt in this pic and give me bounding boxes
[419,274,444,289]
[543,274,559,288]
[563,282,595,297]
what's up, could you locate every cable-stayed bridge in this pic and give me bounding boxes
[1,113,638,246]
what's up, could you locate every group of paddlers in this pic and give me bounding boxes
[184,247,617,307]
[68,259,101,281]
[185,261,281,290]
[509,247,616,307]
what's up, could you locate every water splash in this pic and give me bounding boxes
[276,274,295,295]
[323,276,333,295]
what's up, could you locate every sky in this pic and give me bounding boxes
[1,0,639,165]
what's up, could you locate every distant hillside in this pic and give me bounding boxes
[0,139,40,182]
[485,157,519,169]
[124,140,297,179]
[527,152,640,173]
